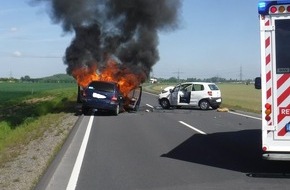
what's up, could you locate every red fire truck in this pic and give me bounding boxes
[256,0,290,160]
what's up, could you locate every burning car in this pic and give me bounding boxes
[79,80,142,115]
[36,0,181,115]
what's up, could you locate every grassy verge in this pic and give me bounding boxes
[0,82,78,166]
[142,82,262,114]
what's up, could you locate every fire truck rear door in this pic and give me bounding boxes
[272,17,290,140]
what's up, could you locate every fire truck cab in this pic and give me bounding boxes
[257,0,290,160]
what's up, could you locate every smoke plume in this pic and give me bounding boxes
[32,0,182,84]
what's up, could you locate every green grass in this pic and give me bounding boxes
[0,82,78,166]
[0,82,76,106]
[143,82,262,113]
[218,83,261,113]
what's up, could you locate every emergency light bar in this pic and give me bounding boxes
[258,0,290,15]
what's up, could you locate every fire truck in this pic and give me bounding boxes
[256,0,290,160]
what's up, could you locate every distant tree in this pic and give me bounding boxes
[167,77,179,83]
[21,75,31,82]
[186,78,202,82]
[204,77,226,83]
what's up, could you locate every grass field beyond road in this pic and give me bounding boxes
[144,82,262,114]
[0,82,78,166]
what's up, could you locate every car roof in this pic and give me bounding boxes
[178,82,216,85]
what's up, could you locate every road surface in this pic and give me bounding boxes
[36,92,290,190]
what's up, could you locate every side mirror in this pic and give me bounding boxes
[254,77,261,89]
[169,89,173,93]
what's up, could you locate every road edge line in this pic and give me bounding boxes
[228,111,262,120]
[66,115,94,190]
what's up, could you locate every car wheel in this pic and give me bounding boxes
[160,99,170,109]
[82,106,90,115]
[199,100,209,110]
[113,104,120,116]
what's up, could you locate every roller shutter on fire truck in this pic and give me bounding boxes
[258,0,290,160]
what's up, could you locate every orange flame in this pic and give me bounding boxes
[72,59,146,97]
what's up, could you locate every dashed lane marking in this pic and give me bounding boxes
[179,121,207,135]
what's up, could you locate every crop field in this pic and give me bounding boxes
[0,82,76,105]
[217,83,261,113]
[0,82,78,165]
[144,82,262,114]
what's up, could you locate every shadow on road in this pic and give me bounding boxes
[161,129,290,178]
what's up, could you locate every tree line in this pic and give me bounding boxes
[154,76,254,84]
[0,74,76,83]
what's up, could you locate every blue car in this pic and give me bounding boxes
[81,81,142,115]
[81,81,124,115]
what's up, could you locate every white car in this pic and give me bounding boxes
[158,82,222,110]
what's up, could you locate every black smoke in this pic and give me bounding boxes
[31,0,182,81]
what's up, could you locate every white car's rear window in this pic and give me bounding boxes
[208,84,219,90]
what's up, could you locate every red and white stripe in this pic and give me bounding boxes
[264,18,273,126]
[277,74,290,136]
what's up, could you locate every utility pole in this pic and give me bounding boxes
[239,65,243,82]
[9,70,13,79]
[173,69,183,82]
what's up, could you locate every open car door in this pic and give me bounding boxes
[124,86,142,111]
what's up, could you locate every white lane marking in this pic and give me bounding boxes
[229,111,262,120]
[66,115,94,190]
[146,104,154,108]
[179,121,207,135]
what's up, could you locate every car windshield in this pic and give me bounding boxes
[208,84,219,90]
[88,81,115,92]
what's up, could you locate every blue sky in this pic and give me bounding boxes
[0,0,260,80]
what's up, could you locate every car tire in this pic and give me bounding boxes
[160,99,170,109]
[82,106,90,115]
[199,100,209,110]
[113,104,120,116]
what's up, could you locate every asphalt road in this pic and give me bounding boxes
[36,92,290,190]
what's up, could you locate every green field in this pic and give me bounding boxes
[0,82,76,105]
[218,83,261,113]
[143,82,262,113]
[0,82,78,165]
